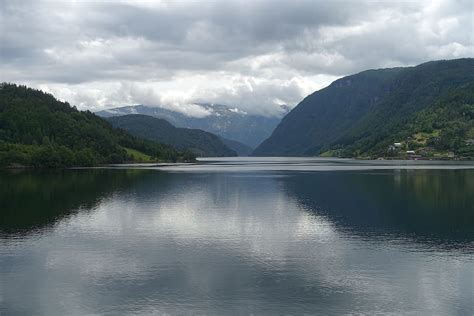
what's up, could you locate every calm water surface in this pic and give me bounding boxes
[1,158,473,314]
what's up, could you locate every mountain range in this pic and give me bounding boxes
[254,58,474,159]
[96,103,289,148]
[1,58,472,168]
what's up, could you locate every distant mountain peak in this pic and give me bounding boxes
[96,103,284,148]
[195,103,250,116]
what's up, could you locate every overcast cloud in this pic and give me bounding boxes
[1,0,473,117]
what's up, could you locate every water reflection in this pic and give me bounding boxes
[1,165,473,314]
[0,169,150,234]
[282,169,474,245]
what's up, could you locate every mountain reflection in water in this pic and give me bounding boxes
[1,160,473,314]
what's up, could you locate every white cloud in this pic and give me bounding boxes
[1,0,472,117]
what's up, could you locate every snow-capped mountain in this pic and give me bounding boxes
[96,103,288,148]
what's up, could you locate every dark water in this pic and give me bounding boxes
[1,158,473,314]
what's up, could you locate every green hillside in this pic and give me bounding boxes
[254,67,403,156]
[0,83,195,167]
[360,84,474,159]
[107,114,237,157]
[254,58,474,159]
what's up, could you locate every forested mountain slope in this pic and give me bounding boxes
[254,58,474,158]
[0,84,193,167]
[107,114,237,157]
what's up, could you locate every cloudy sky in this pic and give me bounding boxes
[1,0,473,117]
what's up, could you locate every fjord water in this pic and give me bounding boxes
[1,158,473,314]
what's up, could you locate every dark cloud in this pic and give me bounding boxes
[1,0,472,116]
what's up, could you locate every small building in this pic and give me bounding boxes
[406,150,416,155]
[394,143,402,148]
[448,152,455,158]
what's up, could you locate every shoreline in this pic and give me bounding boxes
[2,156,473,170]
